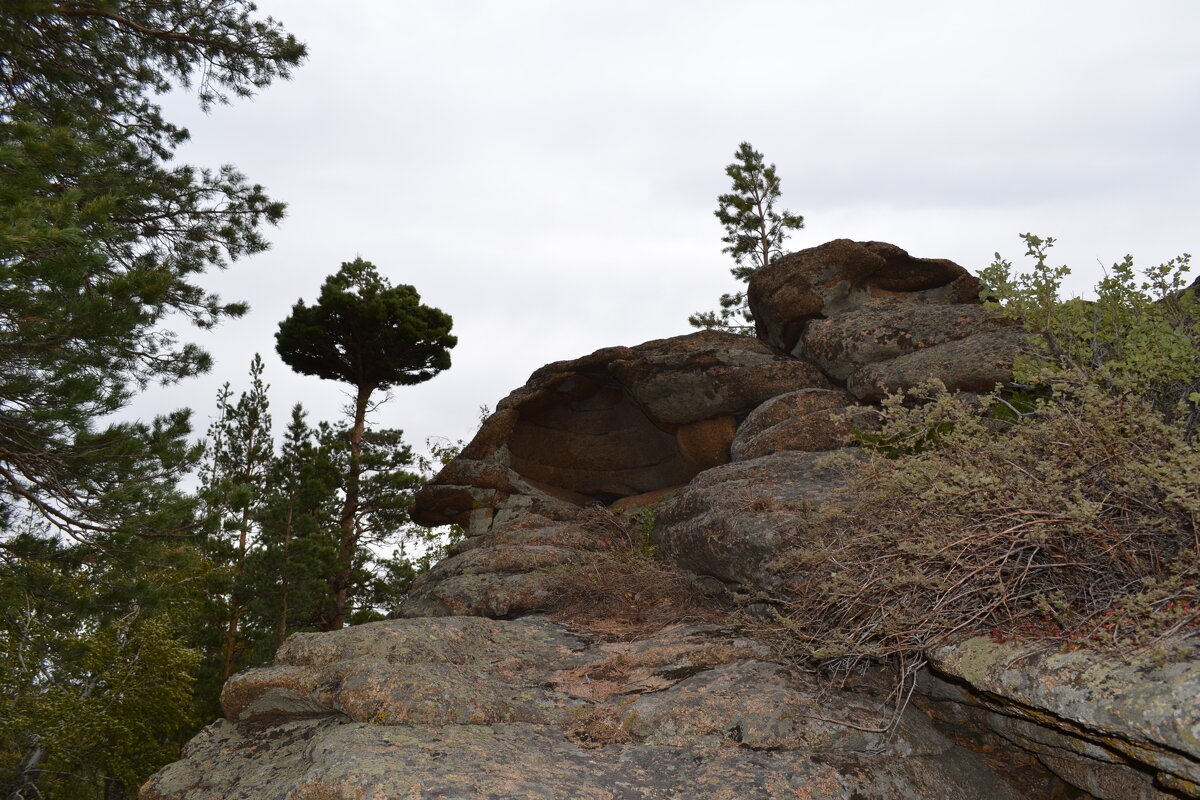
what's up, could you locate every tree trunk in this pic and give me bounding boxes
[278,500,293,646]
[221,518,249,680]
[8,745,46,800]
[326,383,372,630]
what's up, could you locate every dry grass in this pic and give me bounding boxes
[562,704,639,747]
[548,507,728,637]
[761,382,1200,676]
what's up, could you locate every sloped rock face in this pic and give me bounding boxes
[926,637,1200,799]
[146,241,1197,800]
[143,615,1025,800]
[644,447,1200,799]
[394,518,612,619]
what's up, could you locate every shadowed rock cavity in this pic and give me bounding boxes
[507,371,700,504]
[412,331,831,532]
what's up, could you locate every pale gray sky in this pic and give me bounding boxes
[129,0,1200,454]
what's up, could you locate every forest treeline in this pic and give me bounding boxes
[0,4,464,798]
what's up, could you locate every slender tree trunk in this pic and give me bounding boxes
[221,518,249,680]
[278,501,293,646]
[327,383,372,630]
[8,745,46,800]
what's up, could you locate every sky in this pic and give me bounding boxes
[129,0,1200,455]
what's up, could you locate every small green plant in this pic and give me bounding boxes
[629,507,658,554]
[979,233,1199,437]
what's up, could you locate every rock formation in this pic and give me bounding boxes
[143,241,1199,800]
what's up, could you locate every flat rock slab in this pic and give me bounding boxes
[930,636,1200,798]
[140,718,1014,800]
[144,616,1021,800]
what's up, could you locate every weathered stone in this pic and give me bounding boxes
[412,330,829,531]
[675,414,737,470]
[730,388,862,460]
[605,332,830,426]
[748,239,981,353]
[929,636,1200,798]
[653,449,862,589]
[142,716,1019,800]
[845,326,1026,400]
[145,618,1022,800]
[396,520,610,619]
[799,303,1018,380]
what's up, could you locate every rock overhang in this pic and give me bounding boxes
[412,239,1024,533]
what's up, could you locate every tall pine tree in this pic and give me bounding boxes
[0,6,303,795]
[198,355,273,680]
[276,258,456,629]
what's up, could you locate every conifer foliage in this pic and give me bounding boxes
[0,3,304,797]
[690,142,804,333]
[0,0,304,536]
[276,258,456,629]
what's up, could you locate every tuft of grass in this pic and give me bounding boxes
[550,507,726,635]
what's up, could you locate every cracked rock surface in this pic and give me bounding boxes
[142,616,1022,800]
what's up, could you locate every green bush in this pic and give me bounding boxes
[979,233,1199,435]
[766,239,1199,676]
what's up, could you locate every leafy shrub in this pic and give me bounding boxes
[979,233,1199,436]
[766,238,1199,675]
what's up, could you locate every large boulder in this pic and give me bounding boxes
[412,330,830,532]
[747,240,1025,399]
[652,449,862,589]
[729,388,872,461]
[748,239,982,355]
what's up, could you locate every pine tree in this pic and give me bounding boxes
[0,5,303,795]
[0,1,304,539]
[689,142,804,334]
[198,355,273,679]
[244,405,340,650]
[275,258,456,629]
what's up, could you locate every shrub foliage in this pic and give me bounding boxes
[767,237,1199,675]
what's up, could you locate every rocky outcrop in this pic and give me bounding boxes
[412,330,831,533]
[748,239,982,355]
[143,615,1028,800]
[145,241,1197,800]
[414,240,1023,540]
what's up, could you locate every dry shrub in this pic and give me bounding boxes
[551,507,725,635]
[767,381,1200,675]
[562,705,638,747]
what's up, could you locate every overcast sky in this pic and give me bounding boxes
[129,0,1200,455]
